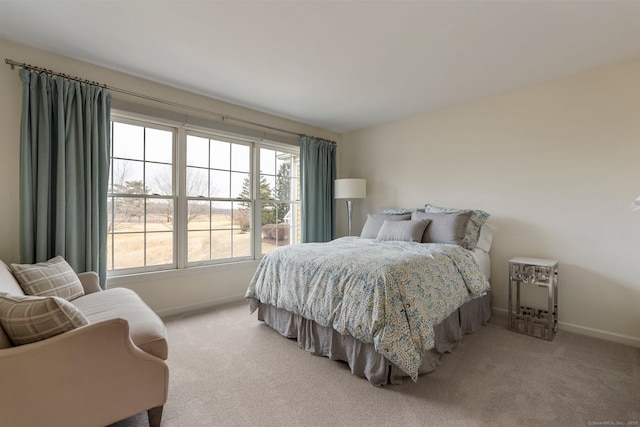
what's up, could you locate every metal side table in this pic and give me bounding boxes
[508,257,558,341]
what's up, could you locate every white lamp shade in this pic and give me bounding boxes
[335,179,366,199]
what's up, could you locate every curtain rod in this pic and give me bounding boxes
[5,58,336,144]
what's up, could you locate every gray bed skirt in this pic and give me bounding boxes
[257,292,492,386]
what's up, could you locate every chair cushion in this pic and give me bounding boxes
[72,287,168,360]
[11,256,84,301]
[0,293,89,346]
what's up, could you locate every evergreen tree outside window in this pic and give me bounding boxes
[259,147,300,255]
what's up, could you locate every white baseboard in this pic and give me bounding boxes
[155,294,246,318]
[556,321,640,348]
[492,307,640,348]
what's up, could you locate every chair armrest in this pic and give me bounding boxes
[0,318,168,427]
[77,271,102,294]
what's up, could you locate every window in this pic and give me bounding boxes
[107,120,176,271]
[185,133,252,263]
[259,147,300,255]
[107,114,300,275]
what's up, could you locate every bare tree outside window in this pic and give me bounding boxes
[150,171,211,225]
[108,121,175,270]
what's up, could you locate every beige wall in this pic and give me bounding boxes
[339,59,640,346]
[0,38,339,316]
[2,37,639,346]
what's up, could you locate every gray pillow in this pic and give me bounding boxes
[376,219,431,242]
[360,213,411,239]
[412,211,473,246]
[424,204,490,250]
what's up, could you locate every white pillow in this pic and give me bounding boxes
[475,224,495,252]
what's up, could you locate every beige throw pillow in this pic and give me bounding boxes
[11,256,84,301]
[0,294,89,346]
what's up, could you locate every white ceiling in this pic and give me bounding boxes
[1,1,640,133]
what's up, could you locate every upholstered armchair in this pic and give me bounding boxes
[0,259,169,427]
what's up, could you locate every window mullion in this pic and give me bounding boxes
[176,127,188,269]
[252,145,261,258]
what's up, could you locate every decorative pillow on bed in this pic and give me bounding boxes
[412,210,472,246]
[11,256,84,301]
[0,293,89,346]
[424,204,490,250]
[380,207,424,215]
[376,219,431,243]
[360,213,411,239]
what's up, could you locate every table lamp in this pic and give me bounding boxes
[335,178,367,236]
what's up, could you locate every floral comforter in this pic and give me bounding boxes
[245,237,490,380]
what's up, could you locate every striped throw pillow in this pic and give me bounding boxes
[0,294,89,346]
[11,256,84,301]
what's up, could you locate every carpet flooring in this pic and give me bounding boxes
[110,300,640,427]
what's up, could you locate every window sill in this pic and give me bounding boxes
[106,259,262,287]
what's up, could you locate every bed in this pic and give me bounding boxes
[245,205,493,385]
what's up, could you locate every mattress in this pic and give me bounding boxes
[471,248,491,279]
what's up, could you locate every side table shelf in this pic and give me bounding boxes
[508,257,558,341]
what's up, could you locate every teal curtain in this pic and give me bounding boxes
[19,69,111,287]
[300,135,336,243]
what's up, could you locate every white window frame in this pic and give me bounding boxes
[182,129,255,268]
[107,110,300,277]
[107,114,179,275]
[256,142,301,257]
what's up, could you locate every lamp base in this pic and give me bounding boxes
[346,199,353,236]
